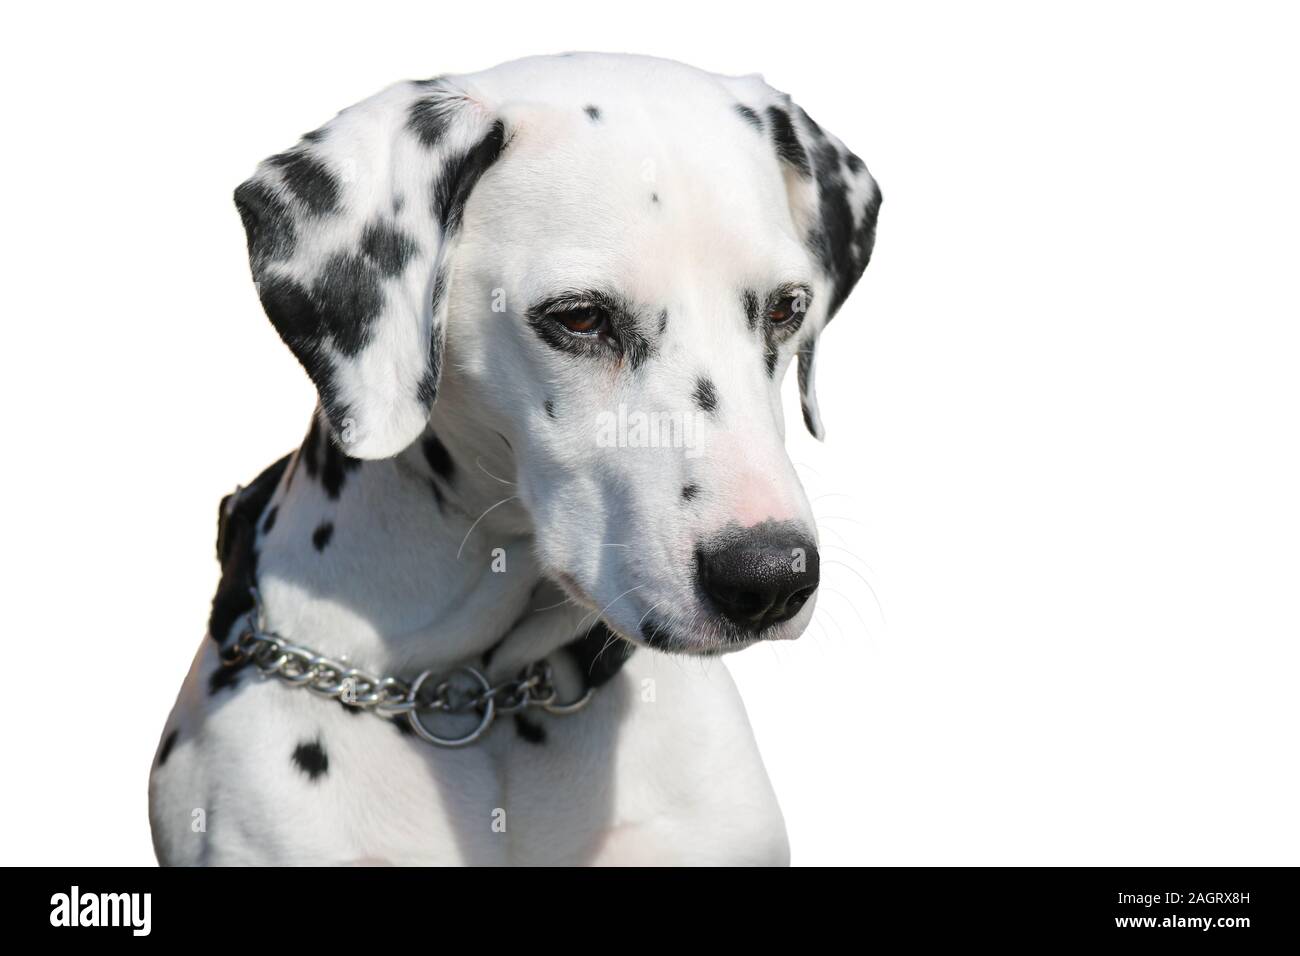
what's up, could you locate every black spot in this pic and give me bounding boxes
[422,433,455,482]
[391,716,414,736]
[563,622,636,688]
[210,454,291,645]
[417,269,450,409]
[292,739,329,781]
[247,276,354,436]
[157,729,179,767]
[744,287,782,377]
[734,103,763,131]
[583,105,601,122]
[681,484,699,501]
[514,715,547,744]
[208,663,242,695]
[639,616,682,651]
[407,89,458,147]
[423,286,454,408]
[544,399,556,420]
[234,181,296,266]
[796,105,826,140]
[650,192,659,204]
[262,506,278,535]
[312,522,334,551]
[764,340,779,377]
[429,267,449,314]
[360,220,419,277]
[693,377,718,413]
[301,415,322,479]
[766,106,811,178]
[310,252,386,357]
[798,339,819,435]
[742,289,761,330]
[282,452,298,492]
[320,433,361,499]
[268,149,340,215]
[255,275,334,396]
[432,120,507,235]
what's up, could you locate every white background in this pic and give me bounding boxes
[2,1,1297,866]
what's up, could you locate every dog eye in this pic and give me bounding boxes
[551,305,610,336]
[767,294,806,325]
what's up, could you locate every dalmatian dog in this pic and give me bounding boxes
[149,53,880,866]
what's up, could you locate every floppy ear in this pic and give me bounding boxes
[234,78,506,458]
[724,76,882,439]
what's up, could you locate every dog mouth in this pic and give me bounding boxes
[545,568,810,656]
[637,613,764,655]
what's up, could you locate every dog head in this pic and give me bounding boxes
[235,54,880,654]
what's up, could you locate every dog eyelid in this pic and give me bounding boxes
[534,290,616,316]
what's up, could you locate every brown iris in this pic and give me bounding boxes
[767,294,805,325]
[554,305,609,335]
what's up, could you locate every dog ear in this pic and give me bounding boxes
[234,79,506,458]
[724,76,881,439]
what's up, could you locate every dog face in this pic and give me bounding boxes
[235,54,879,654]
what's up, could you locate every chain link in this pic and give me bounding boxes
[219,590,594,746]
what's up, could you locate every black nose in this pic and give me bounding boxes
[696,523,820,633]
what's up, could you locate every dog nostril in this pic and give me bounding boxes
[784,585,816,615]
[696,524,820,634]
[712,585,767,619]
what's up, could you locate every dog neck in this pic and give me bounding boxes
[210,404,601,682]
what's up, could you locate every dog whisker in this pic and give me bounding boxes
[455,494,519,560]
[789,459,828,479]
[814,513,871,529]
[590,590,654,670]
[817,541,880,577]
[474,456,516,485]
[811,491,860,504]
[636,600,667,631]
[579,584,645,640]
[813,520,851,546]
[816,587,883,654]
[822,558,887,626]
[809,592,852,641]
[592,629,625,670]
[531,595,580,613]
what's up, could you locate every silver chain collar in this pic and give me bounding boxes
[219,590,594,747]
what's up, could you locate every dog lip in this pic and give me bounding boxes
[545,568,598,610]
[636,611,767,656]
